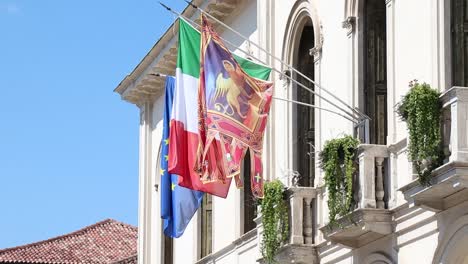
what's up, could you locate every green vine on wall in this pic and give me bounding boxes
[396,80,443,185]
[319,135,359,224]
[260,180,288,264]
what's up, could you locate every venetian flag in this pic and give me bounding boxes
[160,76,204,238]
[196,15,273,198]
[168,18,271,198]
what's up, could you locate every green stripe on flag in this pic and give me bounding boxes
[177,19,271,81]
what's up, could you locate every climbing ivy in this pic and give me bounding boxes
[396,80,443,185]
[260,180,289,264]
[319,135,360,224]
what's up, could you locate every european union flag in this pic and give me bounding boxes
[161,76,204,238]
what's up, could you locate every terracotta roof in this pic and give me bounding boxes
[0,219,137,264]
[111,255,137,264]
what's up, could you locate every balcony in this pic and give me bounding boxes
[400,87,468,212]
[257,186,318,264]
[320,144,394,248]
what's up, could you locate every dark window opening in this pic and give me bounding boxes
[452,0,468,86]
[294,24,315,187]
[364,0,388,145]
[200,194,212,259]
[242,151,257,234]
[163,235,173,264]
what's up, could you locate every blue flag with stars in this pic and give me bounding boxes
[161,76,204,238]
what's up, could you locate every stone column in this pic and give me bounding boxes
[289,192,304,244]
[358,151,377,209]
[303,197,313,244]
[375,157,385,209]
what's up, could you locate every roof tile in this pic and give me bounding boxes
[0,219,137,264]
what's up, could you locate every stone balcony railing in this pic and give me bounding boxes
[400,87,468,211]
[256,186,319,264]
[320,144,394,248]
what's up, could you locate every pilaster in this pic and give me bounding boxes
[386,0,397,144]
[138,99,155,264]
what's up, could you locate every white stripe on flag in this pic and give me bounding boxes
[171,68,199,134]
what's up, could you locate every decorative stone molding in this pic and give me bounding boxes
[342,16,356,36]
[196,228,258,264]
[320,209,393,248]
[309,46,322,63]
[365,252,394,264]
[114,0,238,106]
[399,161,468,212]
[432,214,468,264]
[258,244,318,264]
[309,23,324,63]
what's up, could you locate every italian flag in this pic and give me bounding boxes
[168,18,271,198]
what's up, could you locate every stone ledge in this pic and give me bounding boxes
[257,244,318,264]
[399,161,468,212]
[196,228,258,264]
[319,209,393,248]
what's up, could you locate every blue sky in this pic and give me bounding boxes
[0,0,186,249]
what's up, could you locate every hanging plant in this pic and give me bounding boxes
[260,180,289,264]
[319,135,359,224]
[396,80,443,185]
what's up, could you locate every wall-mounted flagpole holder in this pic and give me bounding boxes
[157,1,371,143]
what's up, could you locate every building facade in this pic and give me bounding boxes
[115,0,468,263]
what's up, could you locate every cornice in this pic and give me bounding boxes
[114,0,239,106]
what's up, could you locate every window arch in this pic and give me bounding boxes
[365,252,394,264]
[433,214,468,264]
[282,0,322,187]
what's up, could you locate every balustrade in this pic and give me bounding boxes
[356,144,390,210]
[400,87,468,212]
[441,87,468,163]
[320,144,393,248]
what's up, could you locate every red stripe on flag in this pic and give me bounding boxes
[168,120,231,198]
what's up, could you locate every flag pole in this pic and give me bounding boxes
[157,2,360,122]
[271,96,357,123]
[150,72,357,123]
[182,0,370,121]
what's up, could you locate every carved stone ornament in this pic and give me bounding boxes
[342,16,356,35]
[309,23,324,63]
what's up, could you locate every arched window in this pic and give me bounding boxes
[283,0,321,187]
[452,0,468,86]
